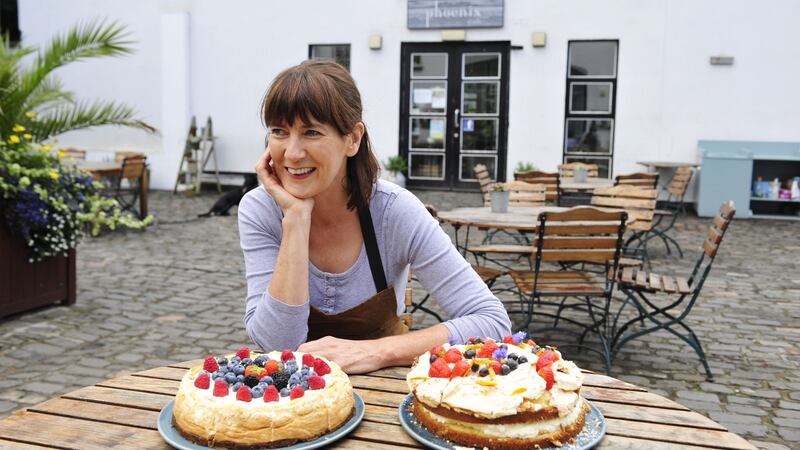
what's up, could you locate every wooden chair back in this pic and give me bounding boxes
[615,172,659,189]
[591,185,658,232]
[667,167,693,197]
[121,155,147,181]
[703,201,735,259]
[115,151,145,162]
[514,170,560,204]
[505,181,546,207]
[473,164,494,206]
[534,207,628,264]
[60,148,86,160]
[559,163,599,178]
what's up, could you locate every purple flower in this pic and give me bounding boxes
[492,347,508,359]
[512,331,527,343]
[447,335,460,346]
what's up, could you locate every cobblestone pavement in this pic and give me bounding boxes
[1,189,798,449]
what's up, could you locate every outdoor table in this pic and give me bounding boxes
[637,161,700,170]
[67,160,149,219]
[0,359,756,449]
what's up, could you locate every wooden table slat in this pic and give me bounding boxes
[598,434,709,449]
[0,439,57,449]
[329,439,418,450]
[29,397,159,430]
[97,375,179,396]
[62,385,172,411]
[591,400,726,431]
[605,417,756,450]
[582,385,689,410]
[0,411,169,449]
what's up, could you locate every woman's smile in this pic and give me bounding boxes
[286,167,316,179]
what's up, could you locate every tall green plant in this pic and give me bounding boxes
[0,20,155,140]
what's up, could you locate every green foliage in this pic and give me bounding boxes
[383,156,407,174]
[0,20,155,140]
[515,161,536,173]
[491,183,508,192]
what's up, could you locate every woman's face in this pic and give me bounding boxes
[268,119,362,200]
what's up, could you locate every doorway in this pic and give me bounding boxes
[399,42,510,190]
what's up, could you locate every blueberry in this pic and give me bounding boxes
[280,387,290,397]
[217,357,228,366]
[211,371,221,379]
[471,363,479,372]
[300,366,309,374]
[507,353,518,361]
[301,381,309,390]
[500,344,508,350]
[244,375,259,388]
[474,338,484,344]
[254,356,267,367]
[251,386,265,399]
[532,346,542,353]
[464,349,476,359]
[232,382,243,392]
[261,376,274,386]
[478,367,489,377]
[236,374,244,382]
[285,360,298,374]
[429,354,437,364]
[518,356,528,364]
[231,356,241,364]
[242,358,252,366]
[224,372,237,384]
[507,359,519,371]
[501,364,511,376]
[234,365,245,375]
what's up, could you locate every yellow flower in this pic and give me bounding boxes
[7,135,20,144]
[49,171,60,180]
[40,144,53,152]
[23,133,32,140]
[25,111,38,119]
[57,150,65,158]
[12,124,26,132]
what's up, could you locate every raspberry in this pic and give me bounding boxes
[302,353,315,367]
[264,360,280,375]
[444,348,463,363]
[236,386,253,402]
[313,358,331,376]
[308,375,326,390]
[536,350,559,371]
[491,360,502,375]
[236,347,251,359]
[290,386,305,400]
[450,360,469,379]
[264,385,279,402]
[538,366,554,390]
[213,379,228,397]
[194,372,210,389]
[281,349,295,362]
[428,357,451,378]
[503,335,515,344]
[477,340,499,358]
[203,356,219,373]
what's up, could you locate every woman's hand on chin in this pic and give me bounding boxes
[298,336,386,374]
[255,149,314,217]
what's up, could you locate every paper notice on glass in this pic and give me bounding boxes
[413,88,432,104]
[430,119,445,141]
[431,88,446,109]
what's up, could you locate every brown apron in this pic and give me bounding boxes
[307,207,409,341]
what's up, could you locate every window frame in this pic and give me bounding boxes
[308,43,351,70]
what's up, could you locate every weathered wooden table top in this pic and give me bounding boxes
[560,177,614,191]
[0,360,756,449]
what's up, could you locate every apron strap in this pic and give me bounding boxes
[358,206,388,293]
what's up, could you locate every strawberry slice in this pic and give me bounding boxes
[430,344,446,358]
[428,357,452,378]
[444,348,463,363]
[503,335,515,344]
[477,340,499,358]
[536,349,559,371]
[538,366,555,390]
[449,360,470,379]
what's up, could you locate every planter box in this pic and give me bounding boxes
[0,208,76,318]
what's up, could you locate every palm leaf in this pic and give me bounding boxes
[30,99,156,140]
[21,76,75,113]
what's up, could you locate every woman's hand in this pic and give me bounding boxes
[255,149,314,216]
[298,336,386,374]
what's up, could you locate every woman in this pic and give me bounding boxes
[239,60,511,374]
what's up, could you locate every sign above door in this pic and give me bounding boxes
[407,0,504,29]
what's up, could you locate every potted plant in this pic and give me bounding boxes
[490,183,509,213]
[383,156,408,188]
[0,21,155,317]
[513,161,536,180]
[573,163,588,183]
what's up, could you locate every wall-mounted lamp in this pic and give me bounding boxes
[441,29,466,41]
[710,55,734,66]
[368,35,382,50]
[531,32,546,48]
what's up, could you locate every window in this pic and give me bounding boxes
[0,0,20,46]
[563,41,618,178]
[309,44,350,71]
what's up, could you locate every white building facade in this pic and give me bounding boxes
[16,0,800,193]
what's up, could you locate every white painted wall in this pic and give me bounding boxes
[18,0,800,190]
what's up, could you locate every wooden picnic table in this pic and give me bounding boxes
[0,359,756,449]
[66,160,149,219]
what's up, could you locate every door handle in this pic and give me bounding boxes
[453,108,460,129]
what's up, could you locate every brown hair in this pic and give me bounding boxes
[261,60,379,211]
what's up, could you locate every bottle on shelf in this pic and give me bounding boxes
[791,177,800,200]
[753,176,763,197]
[771,178,780,199]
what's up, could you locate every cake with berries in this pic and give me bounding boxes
[172,347,354,448]
[406,333,588,450]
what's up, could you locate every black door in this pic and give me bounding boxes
[399,41,510,190]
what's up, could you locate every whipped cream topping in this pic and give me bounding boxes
[407,342,584,418]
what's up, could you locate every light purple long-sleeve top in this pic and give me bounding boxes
[238,180,511,350]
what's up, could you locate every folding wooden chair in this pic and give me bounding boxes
[612,201,735,380]
[473,164,494,207]
[113,155,147,217]
[615,172,659,189]
[591,185,658,268]
[60,148,87,160]
[507,181,547,207]
[515,170,561,205]
[647,167,694,257]
[507,206,628,371]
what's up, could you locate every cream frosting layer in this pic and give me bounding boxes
[407,342,584,419]
[172,351,354,446]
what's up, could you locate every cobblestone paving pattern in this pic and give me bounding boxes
[0,189,797,449]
